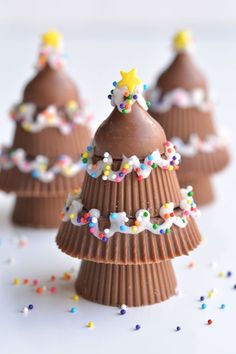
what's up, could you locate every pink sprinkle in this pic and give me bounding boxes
[50,287,57,294]
[116,177,122,182]
[33,279,39,286]
[90,228,95,233]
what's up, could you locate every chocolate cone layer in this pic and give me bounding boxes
[12,196,65,228]
[23,65,80,108]
[157,53,208,93]
[76,260,177,307]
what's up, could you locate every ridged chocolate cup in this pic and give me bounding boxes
[12,124,91,159]
[178,174,214,206]
[76,260,177,307]
[12,196,64,228]
[0,167,85,197]
[56,216,201,264]
[81,161,182,217]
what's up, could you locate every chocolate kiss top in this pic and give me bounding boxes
[157,52,208,93]
[23,64,80,108]
[94,102,166,159]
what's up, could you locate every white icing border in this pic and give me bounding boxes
[110,84,148,113]
[10,101,93,135]
[147,87,212,113]
[171,132,229,157]
[61,186,200,240]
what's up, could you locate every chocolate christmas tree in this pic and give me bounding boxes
[56,69,202,307]
[147,30,230,205]
[0,30,92,227]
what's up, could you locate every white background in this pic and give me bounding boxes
[0,1,236,354]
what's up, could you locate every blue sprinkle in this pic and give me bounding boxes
[77,217,81,223]
[133,94,138,100]
[200,296,205,302]
[119,172,124,177]
[70,307,78,314]
[160,229,164,234]
[113,81,117,87]
[88,217,92,222]
[120,309,126,315]
[135,324,141,331]
[28,304,34,310]
[111,213,117,219]
[173,156,177,160]
[102,237,108,243]
[201,303,207,310]
[227,271,232,277]
[220,304,226,309]
[233,284,236,289]
[176,326,181,331]
[108,94,112,100]
[32,170,40,178]
[140,164,146,170]
[147,154,154,161]
[87,146,93,151]
[143,84,148,90]
[120,225,127,232]
[120,103,125,109]
[91,172,97,178]
[89,222,95,227]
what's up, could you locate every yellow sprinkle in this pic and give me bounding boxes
[163,203,169,208]
[87,321,94,328]
[168,166,174,171]
[13,278,20,285]
[173,30,192,51]
[73,295,79,301]
[103,170,109,176]
[42,29,62,49]
[208,291,214,299]
[123,163,130,169]
[131,225,138,232]
[19,104,26,113]
[70,214,75,219]
[105,165,111,171]
[83,152,88,158]
[67,100,78,110]
[218,272,225,278]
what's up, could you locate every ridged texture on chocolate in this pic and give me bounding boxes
[177,147,230,176]
[157,53,208,93]
[94,103,166,159]
[56,216,202,264]
[151,107,216,141]
[178,175,214,205]
[12,196,64,228]
[81,163,182,217]
[76,260,177,306]
[23,65,80,108]
[0,168,85,197]
[12,125,91,158]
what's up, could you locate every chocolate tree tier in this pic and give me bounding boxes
[56,69,202,306]
[148,30,229,205]
[0,30,92,228]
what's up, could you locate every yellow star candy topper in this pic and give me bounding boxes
[42,29,63,49]
[118,69,142,93]
[173,30,192,52]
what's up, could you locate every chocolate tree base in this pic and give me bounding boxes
[178,174,214,206]
[76,260,177,307]
[12,196,65,228]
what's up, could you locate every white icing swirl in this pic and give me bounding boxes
[171,132,229,157]
[37,44,65,70]
[0,147,86,183]
[110,84,148,113]
[147,87,212,113]
[61,186,200,240]
[10,101,93,134]
[85,141,181,181]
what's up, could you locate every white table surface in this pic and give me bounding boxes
[0,26,236,354]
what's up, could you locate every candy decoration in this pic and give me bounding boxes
[37,29,65,70]
[171,133,229,157]
[109,69,149,113]
[0,141,180,183]
[146,87,212,113]
[173,30,193,52]
[61,186,200,240]
[10,101,93,134]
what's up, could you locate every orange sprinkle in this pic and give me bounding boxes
[23,279,29,285]
[36,287,43,294]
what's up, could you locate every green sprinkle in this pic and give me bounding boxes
[143,211,149,217]
[122,109,127,114]
[82,158,88,163]
[153,223,158,230]
[165,228,171,234]
[152,163,158,169]
[146,100,151,107]
[187,191,194,196]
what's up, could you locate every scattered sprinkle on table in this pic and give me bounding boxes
[201,303,207,310]
[227,271,232,277]
[50,275,56,281]
[120,309,126,315]
[13,278,20,285]
[36,287,43,294]
[70,307,78,314]
[200,296,205,302]
[73,294,79,301]
[135,324,141,331]
[23,278,29,285]
[28,304,34,310]
[87,321,94,328]
[176,326,181,331]
[50,286,57,294]
[218,272,225,278]
[208,319,213,325]
[220,304,226,309]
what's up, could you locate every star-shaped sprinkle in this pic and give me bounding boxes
[173,30,192,51]
[118,69,142,93]
[42,29,63,49]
